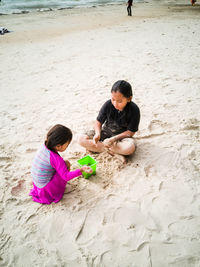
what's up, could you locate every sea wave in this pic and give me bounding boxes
[0,0,128,15]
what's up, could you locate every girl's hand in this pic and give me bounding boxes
[93,133,100,146]
[81,165,93,174]
[65,160,71,171]
[103,137,115,148]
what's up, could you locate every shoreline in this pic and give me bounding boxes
[0,2,124,16]
[0,3,139,44]
[1,1,199,45]
[0,1,174,44]
[1,0,200,17]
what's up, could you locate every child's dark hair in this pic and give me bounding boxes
[111,80,132,98]
[45,124,72,152]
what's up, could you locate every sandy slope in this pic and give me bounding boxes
[0,1,200,266]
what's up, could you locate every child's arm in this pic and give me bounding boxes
[103,130,135,148]
[93,100,110,145]
[65,160,71,171]
[93,120,102,145]
[50,152,89,182]
[80,165,93,174]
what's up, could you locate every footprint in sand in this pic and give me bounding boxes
[148,119,170,132]
[168,217,200,239]
[0,155,13,171]
[75,209,103,245]
[11,180,26,196]
[180,118,200,131]
[112,205,142,229]
[0,156,12,162]
[25,148,37,153]
[144,164,154,177]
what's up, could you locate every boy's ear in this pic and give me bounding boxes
[128,96,132,102]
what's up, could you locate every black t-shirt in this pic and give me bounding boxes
[97,99,140,136]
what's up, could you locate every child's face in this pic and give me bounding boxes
[111,91,132,111]
[55,141,70,152]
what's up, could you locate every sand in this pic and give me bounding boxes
[0,0,200,266]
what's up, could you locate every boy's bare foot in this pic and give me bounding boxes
[106,150,127,164]
[85,149,99,155]
[114,154,127,164]
[106,149,127,164]
[107,148,115,156]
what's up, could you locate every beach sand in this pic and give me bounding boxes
[0,1,200,266]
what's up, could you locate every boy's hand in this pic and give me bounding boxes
[81,165,93,174]
[103,137,115,148]
[93,133,100,146]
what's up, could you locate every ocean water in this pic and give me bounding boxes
[0,0,134,15]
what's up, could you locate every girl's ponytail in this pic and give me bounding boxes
[45,138,54,152]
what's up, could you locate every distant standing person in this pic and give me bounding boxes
[191,0,196,5]
[127,0,133,16]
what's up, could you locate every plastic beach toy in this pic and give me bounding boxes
[77,155,97,179]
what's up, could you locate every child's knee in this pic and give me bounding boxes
[127,143,136,155]
[121,139,136,155]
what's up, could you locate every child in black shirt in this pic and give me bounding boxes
[78,80,140,157]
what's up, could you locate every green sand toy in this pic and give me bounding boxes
[77,155,97,179]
